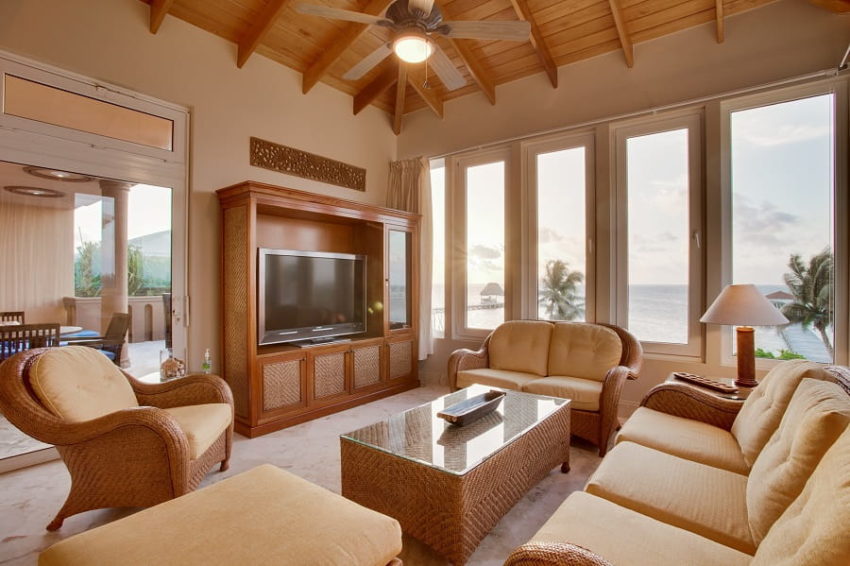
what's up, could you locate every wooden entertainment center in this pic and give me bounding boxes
[217,181,420,438]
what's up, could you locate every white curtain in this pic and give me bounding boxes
[387,157,433,360]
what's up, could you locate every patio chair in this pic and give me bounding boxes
[0,311,25,325]
[65,312,130,365]
[0,323,60,362]
[0,346,234,530]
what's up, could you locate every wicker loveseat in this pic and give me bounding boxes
[504,360,850,566]
[0,346,234,530]
[448,320,642,455]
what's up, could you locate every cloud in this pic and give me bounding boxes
[733,123,830,148]
[733,194,800,248]
[470,244,501,260]
[539,227,567,244]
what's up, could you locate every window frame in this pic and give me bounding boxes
[613,110,705,358]
[718,79,849,368]
[450,146,512,340]
[522,131,596,322]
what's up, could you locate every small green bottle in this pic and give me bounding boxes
[202,348,212,374]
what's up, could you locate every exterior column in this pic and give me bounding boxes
[100,180,132,367]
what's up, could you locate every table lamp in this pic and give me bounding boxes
[700,284,789,388]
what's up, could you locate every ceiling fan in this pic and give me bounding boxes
[294,0,531,90]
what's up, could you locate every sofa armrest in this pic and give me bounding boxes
[640,382,743,430]
[596,365,632,455]
[503,542,614,566]
[129,373,234,410]
[447,335,491,391]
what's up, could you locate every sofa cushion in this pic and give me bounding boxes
[731,359,819,467]
[456,368,537,391]
[586,442,754,554]
[38,464,403,566]
[28,346,138,422]
[616,407,749,474]
[531,492,751,566]
[488,320,553,377]
[164,403,233,460]
[746,378,850,545]
[547,323,621,382]
[751,426,850,566]
[522,376,602,411]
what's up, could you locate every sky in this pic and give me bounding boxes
[74,184,172,248]
[431,91,835,289]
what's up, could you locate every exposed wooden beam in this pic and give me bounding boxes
[407,68,444,119]
[353,66,397,115]
[302,0,393,94]
[237,0,292,68]
[715,0,725,43]
[607,0,634,68]
[808,0,850,13]
[509,0,557,88]
[446,38,496,105]
[149,0,176,34]
[393,64,408,135]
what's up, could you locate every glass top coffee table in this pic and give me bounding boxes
[340,385,571,565]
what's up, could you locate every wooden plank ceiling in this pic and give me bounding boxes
[141,0,782,132]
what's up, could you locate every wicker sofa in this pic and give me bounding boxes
[448,320,642,455]
[504,360,850,566]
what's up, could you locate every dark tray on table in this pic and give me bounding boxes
[436,390,506,427]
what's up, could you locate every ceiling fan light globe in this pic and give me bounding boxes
[393,33,432,63]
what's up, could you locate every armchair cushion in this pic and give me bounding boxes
[531,492,751,566]
[523,376,603,412]
[164,403,233,459]
[586,442,754,554]
[615,407,749,474]
[746,378,850,545]
[456,368,537,391]
[731,359,819,467]
[488,320,552,377]
[548,323,621,382]
[29,346,138,422]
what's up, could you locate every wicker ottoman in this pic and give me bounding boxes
[39,464,403,566]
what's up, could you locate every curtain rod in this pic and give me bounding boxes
[429,65,847,161]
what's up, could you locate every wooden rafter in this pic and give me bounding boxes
[149,0,176,34]
[607,0,634,68]
[237,0,292,68]
[715,0,725,43]
[446,38,496,105]
[509,0,557,88]
[302,0,393,94]
[393,64,408,135]
[407,68,444,119]
[353,66,397,115]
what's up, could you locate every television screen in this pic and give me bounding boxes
[259,249,365,345]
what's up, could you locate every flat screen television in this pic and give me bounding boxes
[258,249,366,346]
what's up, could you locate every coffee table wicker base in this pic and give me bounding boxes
[341,406,571,565]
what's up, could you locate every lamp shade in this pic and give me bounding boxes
[700,284,789,326]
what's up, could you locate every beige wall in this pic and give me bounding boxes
[0,0,397,369]
[398,0,850,412]
[0,202,73,323]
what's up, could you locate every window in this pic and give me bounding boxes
[454,149,509,335]
[430,161,446,338]
[526,133,594,322]
[616,113,703,356]
[728,92,837,363]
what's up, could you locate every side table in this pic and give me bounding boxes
[666,373,755,403]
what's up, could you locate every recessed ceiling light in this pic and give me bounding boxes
[23,166,92,183]
[4,185,64,198]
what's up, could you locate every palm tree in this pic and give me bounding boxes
[539,259,584,321]
[781,248,834,358]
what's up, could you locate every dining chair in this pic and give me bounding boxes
[65,312,130,365]
[0,323,60,362]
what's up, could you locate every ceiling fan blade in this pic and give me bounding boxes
[344,44,393,80]
[294,2,389,25]
[408,0,435,16]
[429,44,466,91]
[441,20,531,42]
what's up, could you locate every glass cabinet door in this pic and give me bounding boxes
[387,229,412,330]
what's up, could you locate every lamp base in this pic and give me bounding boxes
[735,326,758,388]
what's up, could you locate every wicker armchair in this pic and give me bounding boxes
[0,346,234,530]
[448,321,642,456]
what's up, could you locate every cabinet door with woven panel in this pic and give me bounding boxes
[258,353,307,417]
[309,344,349,404]
[386,337,416,381]
[351,340,384,391]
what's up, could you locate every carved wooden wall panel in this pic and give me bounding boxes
[250,137,366,191]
